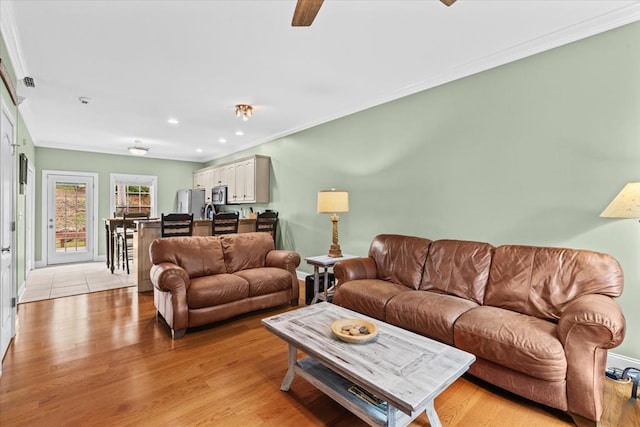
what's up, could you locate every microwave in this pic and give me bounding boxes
[212,185,227,205]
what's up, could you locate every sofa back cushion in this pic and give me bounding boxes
[368,234,432,289]
[149,236,226,278]
[420,239,494,304]
[221,232,274,273]
[485,245,624,321]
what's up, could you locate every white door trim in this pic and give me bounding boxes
[26,161,35,273]
[41,170,99,266]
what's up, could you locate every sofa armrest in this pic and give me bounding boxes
[150,262,191,335]
[333,257,377,285]
[266,250,301,305]
[150,262,191,293]
[266,250,301,272]
[557,294,626,421]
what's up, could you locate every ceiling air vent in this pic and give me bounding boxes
[23,77,35,88]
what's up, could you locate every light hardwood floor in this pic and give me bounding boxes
[1,286,637,426]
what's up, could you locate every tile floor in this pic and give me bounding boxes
[20,261,135,303]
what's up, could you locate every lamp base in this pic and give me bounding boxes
[328,243,342,258]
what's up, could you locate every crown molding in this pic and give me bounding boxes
[0,0,28,79]
[231,3,640,162]
[389,3,640,100]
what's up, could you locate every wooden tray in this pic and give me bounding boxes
[331,318,379,344]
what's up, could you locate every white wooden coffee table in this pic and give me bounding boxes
[262,302,475,427]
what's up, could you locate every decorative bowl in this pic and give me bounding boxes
[331,318,379,344]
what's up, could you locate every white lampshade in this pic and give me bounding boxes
[600,182,640,218]
[317,190,349,214]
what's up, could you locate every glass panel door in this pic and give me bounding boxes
[46,174,94,264]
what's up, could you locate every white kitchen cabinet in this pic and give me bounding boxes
[193,167,215,202]
[203,169,214,202]
[212,168,224,187]
[195,155,270,204]
[222,163,236,198]
[227,156,269,204]
[193,169,207,191]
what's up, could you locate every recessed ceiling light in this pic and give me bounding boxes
[167,118,179,124]
[196,148,203,153]
[219,138,227,144]
[235,130,244,136]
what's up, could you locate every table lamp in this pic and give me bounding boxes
[600,182,640,219]
[317,189,349,257]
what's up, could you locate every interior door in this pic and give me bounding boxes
[46,173,95,265]
[0,104,16,364]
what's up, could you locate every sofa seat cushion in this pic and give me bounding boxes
[454,306,566,381]
[234,267,291,297]
[188,274,249,309]
[385,291,478,345]
[333,279,409,321]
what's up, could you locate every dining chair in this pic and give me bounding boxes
[161,213,194,237]
[212,211,239,235]
[118,212,150,273]
[256,210,279,243]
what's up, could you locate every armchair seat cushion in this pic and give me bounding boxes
[234,267,292,297]
[188,274,249,309]
[454,306,566,382]
[332,279,408,321]
[386,291,478,345]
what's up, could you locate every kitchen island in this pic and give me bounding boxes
[133,218,257,292]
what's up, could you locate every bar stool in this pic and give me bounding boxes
[117,212,149,273]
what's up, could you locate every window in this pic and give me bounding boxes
[110,174,157,217]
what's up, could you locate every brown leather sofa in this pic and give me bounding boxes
[150,232,300,339]
[333,234,625,426]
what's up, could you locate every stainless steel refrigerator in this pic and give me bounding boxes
[176,189,206,219]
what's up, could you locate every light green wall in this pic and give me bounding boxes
[33,148,202,260]
[208,22,640,359]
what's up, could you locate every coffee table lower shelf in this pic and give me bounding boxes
[293,357,423,427]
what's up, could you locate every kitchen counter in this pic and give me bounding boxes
[133,219,257,292]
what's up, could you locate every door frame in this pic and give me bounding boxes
[0,96,17,372]
[41,170,99,266]
[25,161,35,274]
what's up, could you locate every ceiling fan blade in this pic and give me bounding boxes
[292,0,324,27]
[440,0,457,6]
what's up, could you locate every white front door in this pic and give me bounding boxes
[46,173,95,265]
[0,102,16,366]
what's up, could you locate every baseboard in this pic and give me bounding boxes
[296,270,307,281]
[34,260,45,268]
[607,351,640,370]
[17,280,25,303]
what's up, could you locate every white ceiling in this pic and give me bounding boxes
[2,1,639,163]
